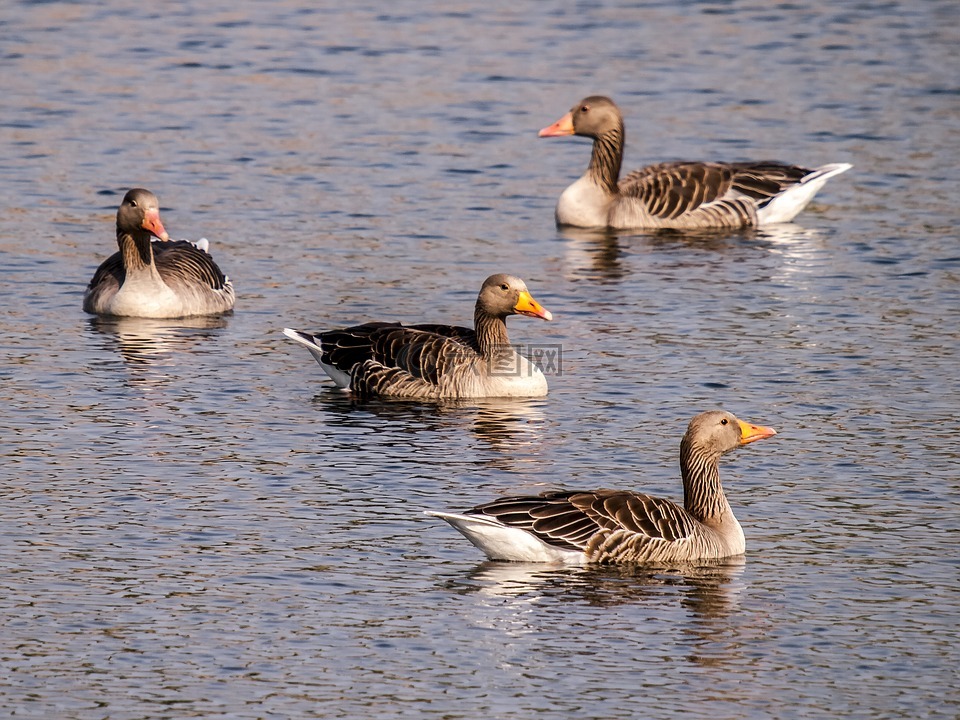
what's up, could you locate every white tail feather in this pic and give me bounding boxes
[425,510,583,563]
[282,327,351,388]
[758,162,852,225]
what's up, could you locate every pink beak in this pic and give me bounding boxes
[538,111,575,138]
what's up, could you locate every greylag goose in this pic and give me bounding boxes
[426,410,777,564]
[83,188,235,318]
[539,95,851,230]
[283,274,553,399]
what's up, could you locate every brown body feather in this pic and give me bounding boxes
[469,489,703,562]
[318,322,480,396]
[85,241,230,305]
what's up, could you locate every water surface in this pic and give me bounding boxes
[1,1,958,718]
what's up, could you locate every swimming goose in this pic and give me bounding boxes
[283,274,553,399]
[426,410,777,564]
[83,188,235,318]
[539,95,851,230]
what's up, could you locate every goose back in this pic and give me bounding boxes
[350,324,481,398]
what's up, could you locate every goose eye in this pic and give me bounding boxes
[129,200,138,208]
[580,105,589,112]
[720,418,728,425]
[499,283,509,291]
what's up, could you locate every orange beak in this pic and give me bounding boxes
[737,420,777,445]
[538,111,575,138]
[142,209,169,241]
[514,290,552,321]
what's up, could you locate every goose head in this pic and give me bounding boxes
[477,274,552,321]
[538,96,623,140]
[117,188,169,241]
[682,410,777,462]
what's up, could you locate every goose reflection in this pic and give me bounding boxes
[311,393,546,455]
[560,222,825,283]
[438,555,745,620]
[630,222,823,254]
[87,315,228,377]
[558,225,626,283]
[467,398,546,453]
[758,223,830,285]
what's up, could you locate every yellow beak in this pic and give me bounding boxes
[738,419,777,445]
[514,290,552,321]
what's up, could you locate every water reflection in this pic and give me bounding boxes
[310,392,546,454]
[467,399,547,452]
[557,226,626,283]
[631,222,822,252]
[440,556,746,619]
[86,315,229,378]
[560,222,825,282]
[759,223,832,286]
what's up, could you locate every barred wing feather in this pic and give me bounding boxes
[473,490,701,555]
[154,241,229,291]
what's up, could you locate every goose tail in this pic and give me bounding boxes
[758,162,851,224]
[424,510,583,563]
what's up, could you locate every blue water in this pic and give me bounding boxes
[1,1,958,718]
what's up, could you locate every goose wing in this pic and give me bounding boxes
[408,323,479,347]
[726,161,812,206]
[366,325,479,385]
[618,161,824,228]
[153,240,230,291]
[318,323,477,385]
[620,160,816,218]
[619,162,742,220]
[317,322,402,373]
[472,489,700,552]
[85,251,124,299]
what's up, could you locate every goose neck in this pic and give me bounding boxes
[588,123,624,194]
[679,438,729,521]
[117,229,155,273]
[474,304,510,357]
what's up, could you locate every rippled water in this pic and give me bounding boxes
[2,1,959,718]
